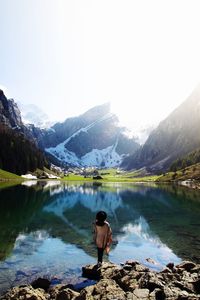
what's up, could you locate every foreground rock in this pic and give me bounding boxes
[1,260,200,300]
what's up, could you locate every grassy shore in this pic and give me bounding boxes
[0,169,24,189]
[62,168,160,182]
[0,169,23,180]
[1,164,200,186]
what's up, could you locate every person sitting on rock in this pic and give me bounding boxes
[93,211,112,267]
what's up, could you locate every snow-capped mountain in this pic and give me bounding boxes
[45,103,140,168]
[17,102,54,128]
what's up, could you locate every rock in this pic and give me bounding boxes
[31,278,51,291]
[173,280,195,294]
[0,285,47,300]
[99,262,123,280]
[117,270,143,292]
[177,261,196,272]
[146,258,157,265]
[190,265,200,274]
[2,260,200,300]
[48,284,79,300]
[138,272,164,292]
[82,262,123,282]
[78,279,126,300]
[132,288,149,299]
[123,264,133,271]
[134,265,149,273]
[118,275,138,292]
[149,288,165,300]
[82,264,101,280]
[166,262,174,270]
[125,260,140,267]
[193,279,200,294]
[161,267,172,273]
[56,288,80,300]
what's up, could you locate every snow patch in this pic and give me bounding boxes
[46,144,124,167]
[46,136,125,168]
[45,114,125,167]
[21,174,37,179]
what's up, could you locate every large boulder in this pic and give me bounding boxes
[78,279,126,300]
[49,284,80,300]
[0,285,47,300]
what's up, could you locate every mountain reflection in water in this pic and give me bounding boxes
[0,182,200,294]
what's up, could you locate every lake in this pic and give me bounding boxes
[0,181,200,294]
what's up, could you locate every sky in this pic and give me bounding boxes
[1,0,200,131]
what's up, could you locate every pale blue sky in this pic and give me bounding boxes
[1,0,200,130]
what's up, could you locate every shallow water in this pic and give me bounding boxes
[0,181,200,294]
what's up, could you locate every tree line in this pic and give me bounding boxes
[0,124,49,175]
[170,148,200,172]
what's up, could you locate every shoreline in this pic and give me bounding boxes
[1,260,200,299]
[1,178,200,192]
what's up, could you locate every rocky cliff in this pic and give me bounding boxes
[0,89,23,128]
[0,90,49,174]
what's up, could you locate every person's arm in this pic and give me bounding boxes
[106,225,112,247]
[93,222,97,243]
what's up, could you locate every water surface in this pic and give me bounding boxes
[0,181,200,294]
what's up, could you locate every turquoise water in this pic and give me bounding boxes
[0,181,200,294]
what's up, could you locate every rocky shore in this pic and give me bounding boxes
[1,260,200,300]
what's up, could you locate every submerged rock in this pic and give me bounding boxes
[1,260,200,300]
[31,278,51,291]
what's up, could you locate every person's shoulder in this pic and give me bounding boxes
[105,221,110,227]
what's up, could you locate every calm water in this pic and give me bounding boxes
[0,181,200,294]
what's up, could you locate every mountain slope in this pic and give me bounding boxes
[122,85,200,172]
[170,148,200,172]
[0,90,49,175]
[45,103,140,167]
[0,90,23,128]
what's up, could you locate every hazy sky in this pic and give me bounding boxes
[1,0,200,131]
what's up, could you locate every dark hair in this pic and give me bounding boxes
[96,211,107,226]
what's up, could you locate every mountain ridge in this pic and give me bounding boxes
[122,85,200,172]
[44,103,140,167]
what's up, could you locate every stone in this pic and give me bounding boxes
[0,285,47,300]
[176,261,196,272]
[31,278,51,291]
[161,267,172,273]
[118,275,138,292]
[190,265,200,274]
[166,262,174,270]
[146,258,157,265]
[2,260,200,300]
[78,279,126,300]
[125,261,140,267]
[49,284,79,299]
[138,272,164,292]
[56,288,80,300]
[149,288,165,300]
[100,262,123,280]
[123,264,133,271]
[193,279,200,294]
[82,264,101,280]
[133,288,149,299]
[134,265,149,273]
